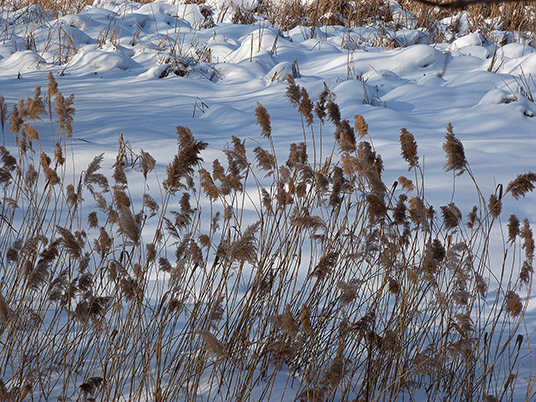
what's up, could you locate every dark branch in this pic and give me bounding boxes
[414,0,531,10]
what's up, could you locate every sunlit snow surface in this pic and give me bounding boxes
[1,0,535,400]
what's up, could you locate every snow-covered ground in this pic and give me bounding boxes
[1,0,535,401]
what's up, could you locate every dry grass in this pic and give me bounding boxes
[1,0,536,44]
[0,73,534,401]
[1,0,536,400]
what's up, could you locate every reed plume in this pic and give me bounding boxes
[508,214,520,243]
[354,115,368,138]
[337,280,359,304]
[286,74,301,107]
[113,164,127,185]
[475,273,488,296]
[196,329,227,358]
[388,278,400,294]
[326,101,341,126]
[299,87,314,126]
[519,261,533,286]
[505,291,522,317]
[311,252,338,279]
[56,226,82,259]
[80,376,103,396]
[0,95,7,136]
[253,146,276,175]
[231,135,247,159]
[199,168,220,201]
[209,295,224,324]
[520,218,534,261]
[466,205,478,229]
[441,203,462,230]
[158,257,173,273]
[118,206,141,245]
[26,86,46,120]
[66,184,79,208]
[164,126,208,193]
[300,304,313,334]
[287,143,298,168]
[329,166,344,207]
[314,85,330,123]
[367,193,387,222]
[261,188,273,213]
[408,196,427,228]
[143,193,159,215]
[113,186,130,209]
[506,172,536,200]
[139,150,156,179]
[54,141,65,166]
[334,119,356,153]
[85,154,109,192]
[228,221,260,264]
[399,128,418,169]
[488,194,502,218]
[87,211,98,229]
[212,159,225,182]
[54,92,75,138]
[39,152,60,184]
[282,305,298,339]
[25,125,39,142]
[255,102,272,138]
[0,293,13,325]
[442,123,466,175]
[0,379,9,402]
[9,104,23,135]
[47,71,58,121]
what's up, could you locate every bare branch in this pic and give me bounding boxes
[414,0,531,10]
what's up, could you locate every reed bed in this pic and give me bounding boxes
[1,0,536,47]
[0,73,534,401]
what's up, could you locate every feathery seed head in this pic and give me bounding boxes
[334,119,356,153]
[520,218,534,261]
[505,291,522,317]
[326,101,341,126]
[253,146,276,175]
[88,212,98,229]
[488,194,502,218]
[139,150,156,180]
[508,214,520,243]
[196,329,227,358]
[311,252,338,279]
[399,128,418,169]
[441,203,462,230]
[442,123,466,175]
[354,115,368,138]
[300,304,313,334]
[286,74,301,107]
[520,260,533,286]
[506,172,536,200]
[199,168,219,201]
[0,95,7,134]
[299,87,314,126]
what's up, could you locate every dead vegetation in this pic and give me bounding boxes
[0,73,534,401]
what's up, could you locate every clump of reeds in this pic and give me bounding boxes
[0,73,533,402]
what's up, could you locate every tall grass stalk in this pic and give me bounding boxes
[0,76,534,402]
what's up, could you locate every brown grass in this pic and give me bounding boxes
[0,80,533,401]
[0,3,535,400]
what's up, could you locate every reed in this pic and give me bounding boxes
[0,74,533,401]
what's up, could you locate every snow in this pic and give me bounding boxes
[0,0,535,401]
